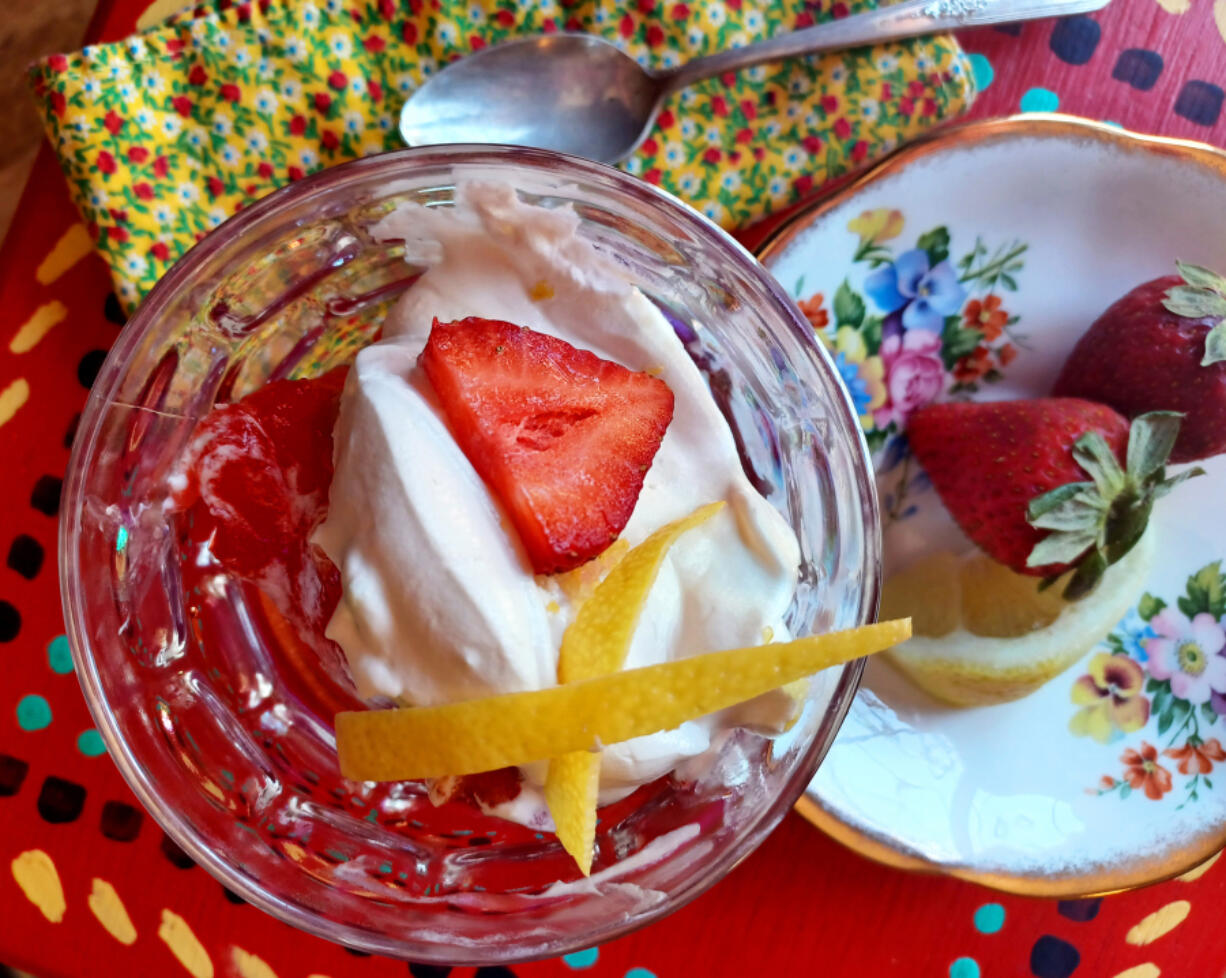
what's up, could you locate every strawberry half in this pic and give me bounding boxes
[419,317,675,574]
[907,399,1202,599]
[1053,262,1226,462]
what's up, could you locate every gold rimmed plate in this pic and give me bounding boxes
[759,114,1226,897]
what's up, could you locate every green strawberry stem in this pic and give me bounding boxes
[1162,260,1226,366]
[1026,411,1205,600]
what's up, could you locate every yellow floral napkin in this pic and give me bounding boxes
[29,0,973,311]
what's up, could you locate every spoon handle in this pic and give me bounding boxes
[658,0,1110,95]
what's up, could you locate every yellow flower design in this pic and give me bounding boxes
[831,325,886,427]
[847,208,905,247]
[1069,652,1150,744]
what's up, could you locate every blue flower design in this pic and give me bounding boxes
[834,351,871,415]
[1115,609,1156,663]
[863,248,966,332]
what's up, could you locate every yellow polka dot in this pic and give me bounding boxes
[137,0,190,29]
[10,849,66,923]
[232,946,279,978]
[0,378,30,428]
[88,878,137,945]
[1125,900,1192,946]
[35,225,93,286]
[1177,849,1220,882]
[158,909,214,978]
[1113,965,1160,978]
[9,301,67,354]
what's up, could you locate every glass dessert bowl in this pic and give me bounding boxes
[60,146,880,964]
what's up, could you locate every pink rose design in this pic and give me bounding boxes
[874,330,947,428]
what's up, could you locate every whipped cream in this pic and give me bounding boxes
[315,183,801,800]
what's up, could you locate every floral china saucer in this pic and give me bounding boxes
[758,114,1226,896]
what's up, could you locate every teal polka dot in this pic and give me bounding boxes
[968,53,994,92]
[563,948,599,969]
[47,634,73,674]
[950,958,980,978]
[625,970,657,978]
[1020,87,1060,113]
[77,729,106,757]
[16,694,52,731]
[1101,119,1123,128]
[974,902,1005,934]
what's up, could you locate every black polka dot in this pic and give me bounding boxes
[409,965,452,978]
[1031,935,1080,977]
[0,601,19,642]
[37,776,86,823]
[343,947,372,957]
[30,475,62,516]
[7,535,44,580]
[474,968,516,978]
[160,832,196,868]
[103,292,126,326]
[1175,80,1225,126]
[0,754,29,796]
[1049,15,1100,65]
[1112,49,1163,91]
[77,350,108,390]
[221,886,246,905]
[100,800,143,842]
[467,836,492,846]
[63,413,80,450]
[994,22,1022,35]
[1058,897,1101,922]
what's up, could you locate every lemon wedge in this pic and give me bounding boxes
[546,501,724,874]
[881,529,1155,706]
[335,618,909,781]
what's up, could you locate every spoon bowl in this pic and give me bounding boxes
[401,35,662,162]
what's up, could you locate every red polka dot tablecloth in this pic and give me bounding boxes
[3,1,1226,977]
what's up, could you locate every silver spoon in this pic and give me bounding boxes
[400,0,1110,164]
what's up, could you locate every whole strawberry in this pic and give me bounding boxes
[1052,262,1226,462]
[907,399,1201,599]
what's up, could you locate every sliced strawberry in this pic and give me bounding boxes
[907,398,1199,599]
[420,317,675,574]
[175,368,348,633]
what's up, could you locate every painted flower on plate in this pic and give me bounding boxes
[797,292,829,331]
[874,328,945,428]
[962,293,1008,340]
[847,207,903,246]
[1164,738,1226,776]
[1121,741,1173,801]
[1069,653,1149,744]
[830,327,887,426]
[1144,609,1226,705]
[863,248,965,332]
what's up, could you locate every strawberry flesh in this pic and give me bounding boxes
[419,317,675,574]
[1053,275,1226,462]
[907,398,1129,577]
[173,368,350,638]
